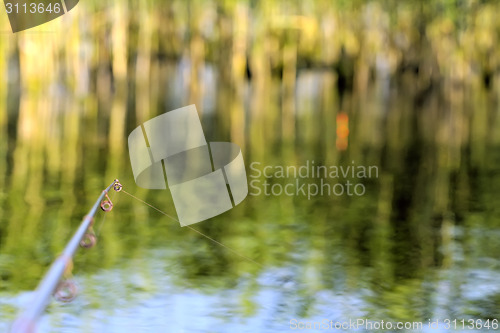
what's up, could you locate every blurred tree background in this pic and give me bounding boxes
[0,0,500,331]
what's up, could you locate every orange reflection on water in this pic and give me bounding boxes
[336,112,349,151]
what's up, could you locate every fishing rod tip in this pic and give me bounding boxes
[113,179,123,192]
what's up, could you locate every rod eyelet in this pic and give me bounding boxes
[100,193,113,212]
[80,233,97,248]
[113,180,123,192]
[54,280,78,302]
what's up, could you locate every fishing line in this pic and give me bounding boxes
[120,189,263,268]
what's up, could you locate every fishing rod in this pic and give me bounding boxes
[10,176,261,332]
[10,179,123,333]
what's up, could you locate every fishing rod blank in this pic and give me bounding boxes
[10,179,122,333]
